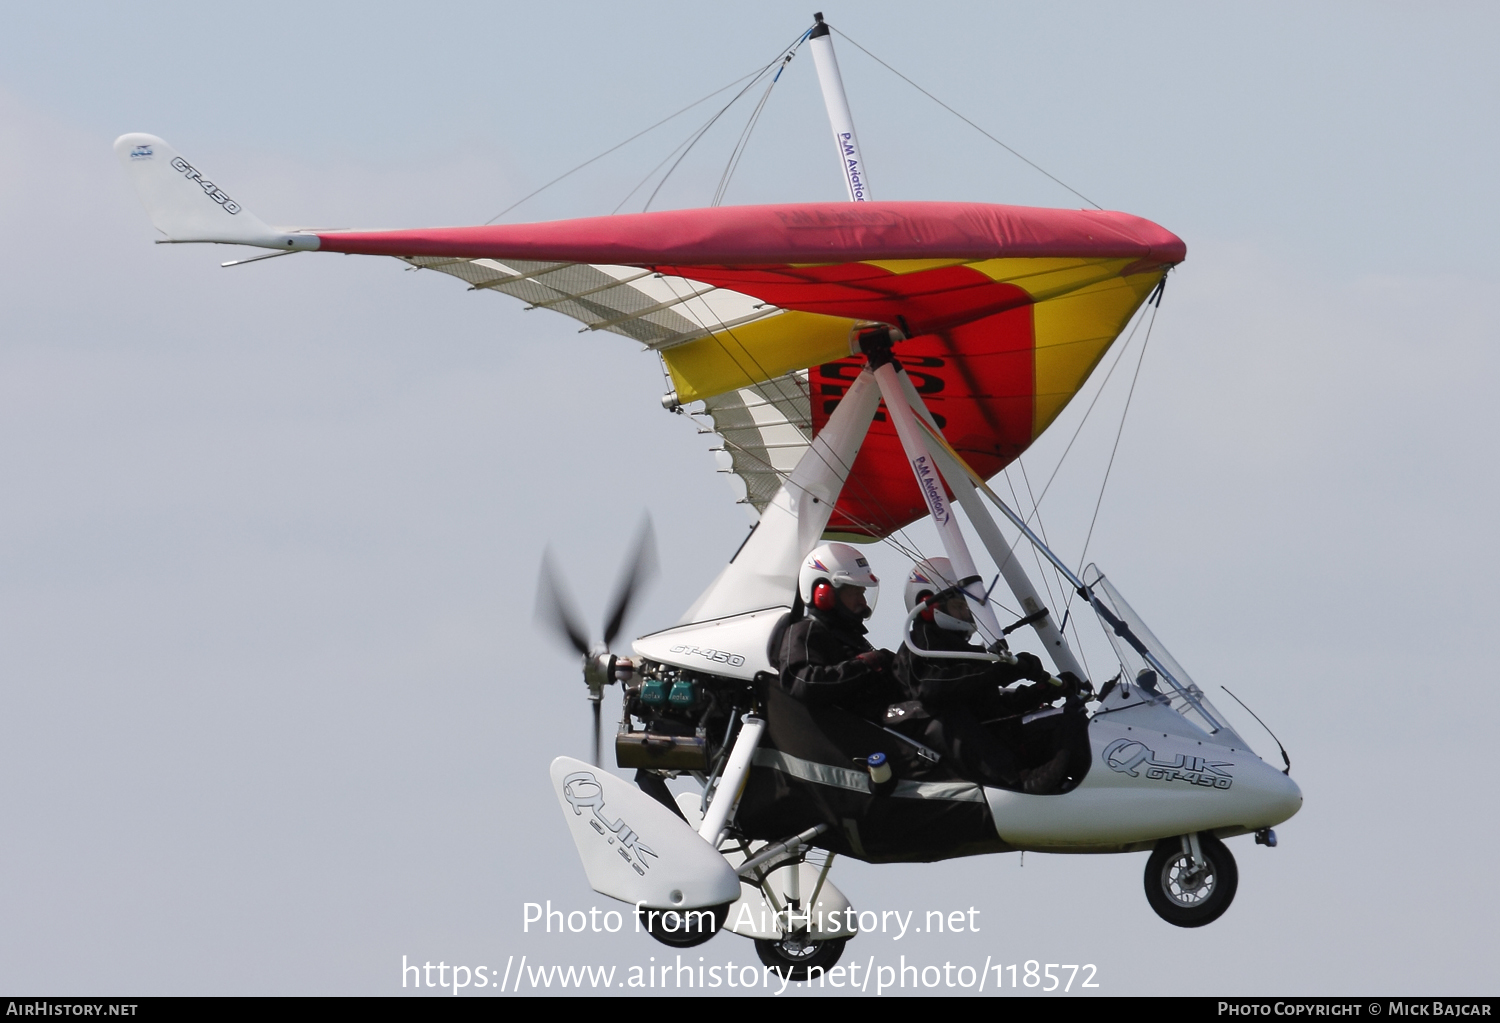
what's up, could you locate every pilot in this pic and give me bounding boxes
[771,542,901,723]
[890,558,1075,794]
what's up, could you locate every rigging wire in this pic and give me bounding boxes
[1013,457,1091,677]
[1022,298,1152,521]
[1015,457,1073,620]
[1067,294,1163,615]
[483,71,761,225]
[483,23,1143,639]
[484,27,808,224]
[640,80,765,213]
[830,26,1104,210]
[712,79,779,207]
[713,37,806,206]
[963,289,1155,608]
[635,28,811,214]
[1003,469,1065,635]
[655,273,937,570]
[615,65,773,214]
[660,271,954,573]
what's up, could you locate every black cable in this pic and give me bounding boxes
[1073,300,1160,581]
[636,28,811,214]
[658,275,934,566]
[485,27,808,224]
[640,76,767,213]
[831,26,1103,210]
[1024,298,1151,519]
[483,71,760,225]
[713,60,785,206]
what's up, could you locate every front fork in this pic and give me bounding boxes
[1182,832,1206,873]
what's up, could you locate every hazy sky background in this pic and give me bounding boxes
[1,1,1496,996]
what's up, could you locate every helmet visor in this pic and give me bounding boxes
[836,582,879,618]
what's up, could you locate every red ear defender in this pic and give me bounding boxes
[812,581,836,611]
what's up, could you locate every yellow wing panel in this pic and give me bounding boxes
[662,310,856,403]
[1031,270,1164,438]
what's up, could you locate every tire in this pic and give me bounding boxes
[643,902,731,948]
[1144,833,1238,928]
[754,935,847,981]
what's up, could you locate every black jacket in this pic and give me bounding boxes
[892,619,1051,716]
[773,608,901,721]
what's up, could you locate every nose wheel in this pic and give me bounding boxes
[1144,833,1238,927]
[754,935,847,981]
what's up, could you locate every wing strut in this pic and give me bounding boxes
[859,329,1006,646]
[895,372,1090,681]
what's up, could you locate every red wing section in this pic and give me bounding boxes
[312,202,1181,540]
[648,262,1033,335]
[811,306,1036,538]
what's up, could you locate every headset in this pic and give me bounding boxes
[811,580,836,611]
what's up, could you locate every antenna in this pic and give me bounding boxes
[1221,686,1292,775]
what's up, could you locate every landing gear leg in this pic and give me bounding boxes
[750,852,849,981]
[1144,832,1239,928]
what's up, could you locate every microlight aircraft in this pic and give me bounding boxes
[115,13,1301,977]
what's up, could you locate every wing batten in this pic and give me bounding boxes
[701,373,812,512]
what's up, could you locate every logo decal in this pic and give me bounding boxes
[1102,738,1233,790]
[169,155,242,215]
[561,771,659,876]
[911,455,951,526]
[669,645,745,668]
[838,132,869,201]
[129,145,153,159]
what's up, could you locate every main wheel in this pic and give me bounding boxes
[1144,833,1238,928]
[643,902,731,948]
[754,935,847,981]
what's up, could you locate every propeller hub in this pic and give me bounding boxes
[584,650,613,698]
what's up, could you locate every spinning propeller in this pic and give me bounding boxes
[535,516,658,765]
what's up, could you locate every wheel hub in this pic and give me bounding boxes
[1166,856,1215,905]
[779,934,813,956]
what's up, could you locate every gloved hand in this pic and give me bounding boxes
[857,648,895,673]
[1056,671,1086,699]
[1014,651,1051,684]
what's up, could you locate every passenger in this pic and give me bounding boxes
[773,542,901,723]
[889,558,1076,794]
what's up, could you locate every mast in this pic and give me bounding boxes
[808,12,872,202]
[803,13,1079,679]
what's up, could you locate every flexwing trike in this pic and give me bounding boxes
[547,326,1300,975]
[113,20,1301,972]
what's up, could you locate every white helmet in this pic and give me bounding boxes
[798,542,880,613]
[904,557,975,634]
[903,557,958,612]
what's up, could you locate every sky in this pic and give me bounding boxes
[1,0,1497,997]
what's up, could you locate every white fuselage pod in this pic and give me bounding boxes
[984,704,1302,852]
[632,606,786,681]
